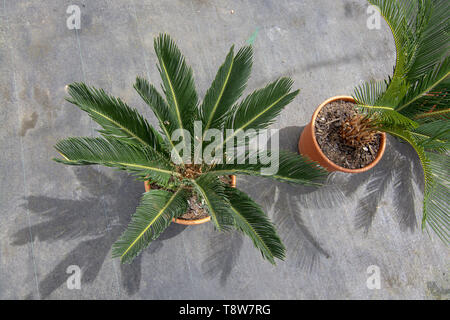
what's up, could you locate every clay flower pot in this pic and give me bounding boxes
[144,175,236,225]
[298,96,386,173]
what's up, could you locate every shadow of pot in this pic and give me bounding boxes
[298,95,386,173]
[144,175,236,225]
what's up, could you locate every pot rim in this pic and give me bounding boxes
[144,175,236,225]
[308,95,386,173]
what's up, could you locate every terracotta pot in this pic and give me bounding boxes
[144,175,236,225]
[298,96,386,173]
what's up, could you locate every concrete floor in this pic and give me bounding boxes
[0,0,448,299]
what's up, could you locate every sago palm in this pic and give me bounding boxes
[53,34,327,264]
[348,0,449,242]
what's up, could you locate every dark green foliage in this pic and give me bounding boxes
[112,188,190,263]
[225,186,285,264]
[55,34,327,264]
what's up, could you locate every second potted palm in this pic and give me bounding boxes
[299,0,449,242]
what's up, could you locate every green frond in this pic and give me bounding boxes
[134,76,183,164]
[112,188,189,263]
[353,80,388,106]
[191,174,234,230]
[200,45,253,134]
[415,108,450,123]
[208,150,327,186]
[215,78,299,155]
[424,152,450,243]
[363,0,449,115]
[224,186,285,264]
[382,127,432,192]
[154,33,198,137]
[134,77,178,138]
[225,78,299,131]
[367,0,420,103]
[406,77,450,122]
[353,81,419,128]
[398,58,450,114]
[66,82,165,152]
[407,0,450,81]
[53,137,178,186]
[357,104,419,129]
[412,120,450,152]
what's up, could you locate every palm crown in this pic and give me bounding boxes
[54,34,327,264]
[352,0,449,242]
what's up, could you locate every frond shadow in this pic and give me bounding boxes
[342,136,422,233]
[192,127,424,284]
[201,229,244,286]
[258,179,331,271]
[11,167,187,299]
[237,126,347,270]
[200,126,344,280]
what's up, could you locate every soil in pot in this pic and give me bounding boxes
[147,175,233,221]
[314,100,381,170]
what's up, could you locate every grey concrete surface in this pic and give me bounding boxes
[0,0,448,299]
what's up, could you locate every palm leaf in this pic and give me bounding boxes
[191,174,234,230]
[225,77,299,131]
[353,81,418,128]
[225,186,285,264]
[408,78,450,122]
[367,0,419,104]
[415,108,450,123]
[412,120,450,152]
[397,58,450,115]
[66,83,165,152]
[353,80,388,106]
[362,0,449,117]
[407,0,450,81]
[216,78,299,154]
[200,45,253,135]
[112,188,189,263]
[134,76,184,164]
[53,137,178,186]
[154,33,198,138]
[424,152,450,243]
[208,150,327,186]
[356,1,449,125]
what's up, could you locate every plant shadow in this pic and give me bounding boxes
[201,228,244,286]
[251,126,343,269]
[282,125,423,235]
[214,126,424,275]
[341,135,423,233]
[12,167,187,299]
[203,126,345,276]
[12,128,423,295]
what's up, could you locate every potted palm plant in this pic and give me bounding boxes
[299,0,449,242]
[54,34,327,264]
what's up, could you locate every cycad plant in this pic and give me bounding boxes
[54,34,327,264]
[347,0,449,242]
